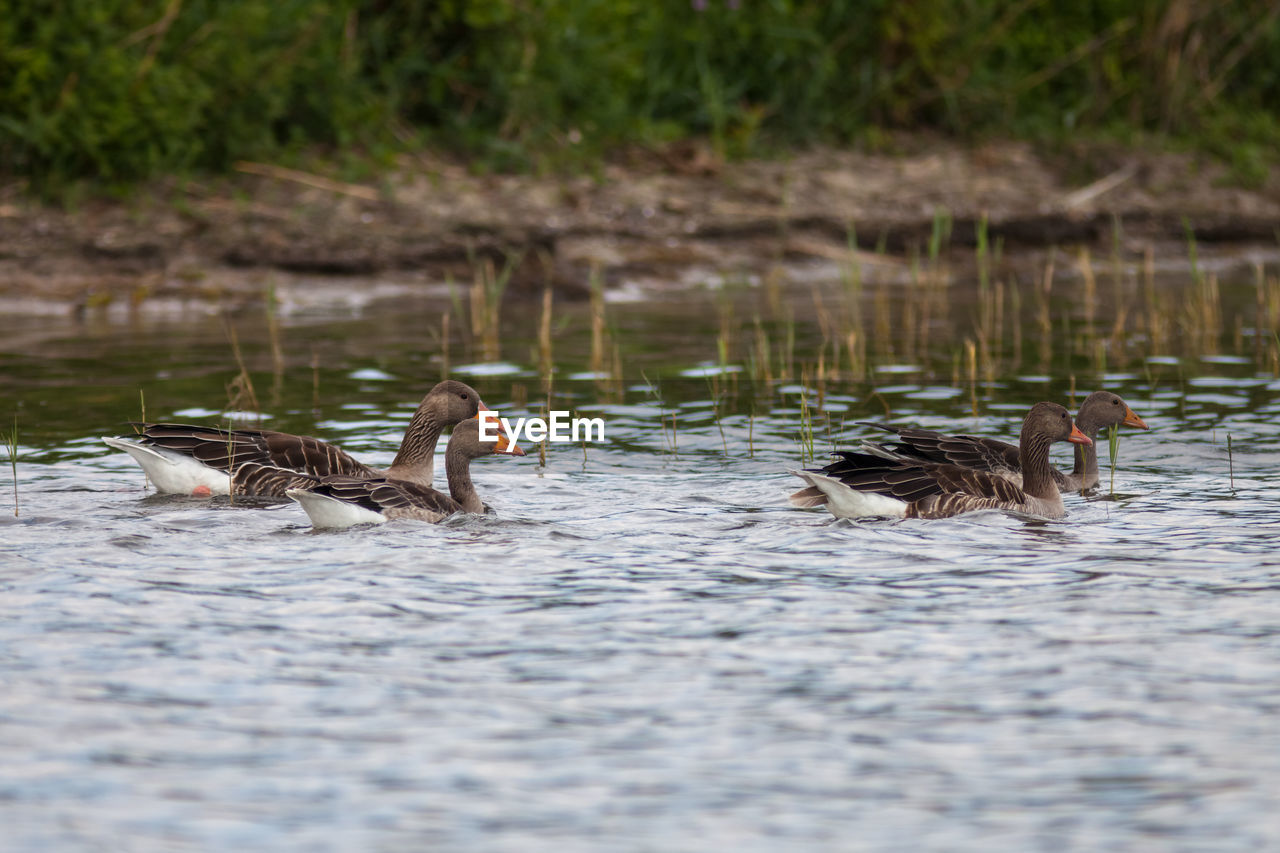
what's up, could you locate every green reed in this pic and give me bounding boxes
[310,347,321,413]
[589,268,607,380]
[796,386,816,464]
[265,279,284,406]
[539,287,554,391]
[223,319,260,420]
[440,310,452,380]
[5,415,17,517]
[1037,254,1055,371]
[707,377,728,455]
[477,214,1259,442]
[1107,423,1119,496]
[137,389,150,489]
[470,254,518,363]
[1223,432,1233,491]
[1079,247,1097,330]
[1110,215,1126,344]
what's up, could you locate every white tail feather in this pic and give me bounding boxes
[102,436,231,495]
[788,470,908,520]
[286,488,387,529]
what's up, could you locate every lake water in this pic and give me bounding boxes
[2,250,1279,851]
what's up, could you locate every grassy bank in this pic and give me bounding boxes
[3,0,1279,192]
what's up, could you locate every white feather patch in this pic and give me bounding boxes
[286,488,387,528]
[789,470,908,520]
[102,436,232,495]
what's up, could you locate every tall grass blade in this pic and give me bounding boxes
[6,415,17,517]
[1107,424,1120,496]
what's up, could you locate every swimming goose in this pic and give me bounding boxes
[283,418,526,528]
[790,402,1092,520]
[101,380,486,496]
[857,391,1147,492]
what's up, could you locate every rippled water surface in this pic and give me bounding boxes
[3,265,1280,851]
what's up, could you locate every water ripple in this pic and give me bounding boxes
[5,331,1280,850]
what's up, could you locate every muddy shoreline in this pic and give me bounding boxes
[3,140,1279,312]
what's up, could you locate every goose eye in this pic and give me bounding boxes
[460,393,469,400]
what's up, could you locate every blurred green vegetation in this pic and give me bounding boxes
[2,0,1278,191]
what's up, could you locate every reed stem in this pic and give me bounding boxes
[1223,435,1233,489]
[441,310,451,380]
[539,287,553,393]
[138,390,150,489]
[1107,424,1119,496]
[797,382,815,464]
[223,319,260,420]
[6,415,17,517]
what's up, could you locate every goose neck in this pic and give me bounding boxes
[1018,430,1057,498]
[445,446,483,514]
[391,402,444,473]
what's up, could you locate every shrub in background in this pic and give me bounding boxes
[1,0,1277,189]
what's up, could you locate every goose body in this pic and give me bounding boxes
[287,477,460,527]
[858,391,1147,492]
[285,418,526,528]
[791,402,1092,520]
[102,380,487,496]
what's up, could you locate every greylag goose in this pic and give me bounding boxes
[283,418,526,528]
[790,402,1092,520]
[858,391,1147,492]
[101,380,486,496]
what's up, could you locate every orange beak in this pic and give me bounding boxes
[477,400,491,412]
[1122,406,1148,430]
[494,431,526,456]
[1068,423,1092,446]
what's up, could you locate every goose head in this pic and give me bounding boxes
[1077,391,1149,433]
[1022,401,1092,446]
[423,380,488,425]
[451,418,527,459]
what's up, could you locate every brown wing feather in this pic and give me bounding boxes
[232,462,322,497]
[304,476,462,517]
[259,432,379,479]
[924,463,1027,503]
[858,422,1021,474]
[130,423,272,470]
[815,451,1030,506]
[130,422,380,480]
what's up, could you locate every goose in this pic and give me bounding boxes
[790,402,1092,520]
[857,390,1147,492]
[101,380,486,496]
[283,418,526,528]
